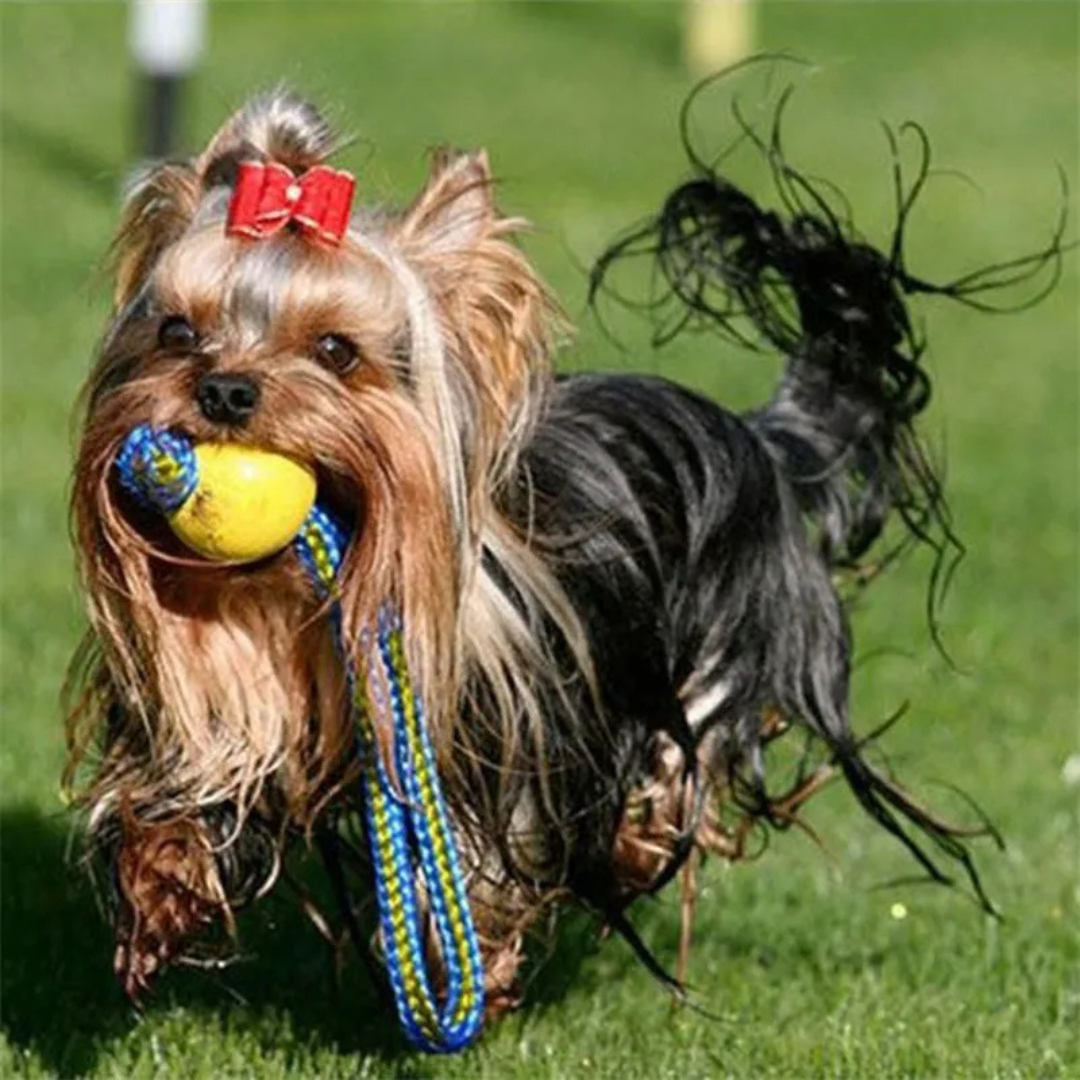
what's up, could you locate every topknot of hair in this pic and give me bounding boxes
[201,87,339,190]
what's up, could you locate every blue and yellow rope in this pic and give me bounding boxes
[116,425,486,1052]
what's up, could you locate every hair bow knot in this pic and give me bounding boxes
[226,161,355,245]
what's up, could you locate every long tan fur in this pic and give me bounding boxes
[65,90,595,920]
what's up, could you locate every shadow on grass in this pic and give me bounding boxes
[1,804,129,1077]
[0,804,425,1076]
[0,805,629,1077]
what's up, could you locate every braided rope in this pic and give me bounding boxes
[115,425,486,1052]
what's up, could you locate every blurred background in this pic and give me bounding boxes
[1,3,1076,1078]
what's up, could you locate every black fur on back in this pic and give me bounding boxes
[523,77,1069,926]
[506,374,992,922]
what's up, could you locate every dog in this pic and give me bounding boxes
[64,85,1060,1046]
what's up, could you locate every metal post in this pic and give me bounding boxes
[130,0,207,159]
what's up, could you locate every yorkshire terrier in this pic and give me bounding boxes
[64,86,1061,1045]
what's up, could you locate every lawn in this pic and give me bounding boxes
[1,2,1077,1078]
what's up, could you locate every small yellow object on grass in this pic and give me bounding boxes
[169,444,316,562]
[890,902,909,920]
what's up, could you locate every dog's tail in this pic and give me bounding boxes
[591,108,1064,621]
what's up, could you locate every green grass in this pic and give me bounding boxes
[1,2,1077,1077]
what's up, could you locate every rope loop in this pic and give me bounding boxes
[114,426,486,1052]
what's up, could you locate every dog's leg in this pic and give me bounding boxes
[674,842,699,993]
[611,732,690,895]
[465,884,556,1023]
[478,922,527,1022]
[112,810,230,999]
[414,901,529,1023]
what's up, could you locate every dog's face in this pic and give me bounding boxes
[81,145,490,583]
[83,200,429,598]
[67,91,556,831]
[96,225,411,462]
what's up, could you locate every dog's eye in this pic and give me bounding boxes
[157,315,199,352]
[313,333,361,376]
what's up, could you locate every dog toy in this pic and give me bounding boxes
[115,424,486,1052]
[116,428,317,562]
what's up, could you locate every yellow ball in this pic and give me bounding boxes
[168,444,317,563]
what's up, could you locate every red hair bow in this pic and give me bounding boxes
[226,161,355,244]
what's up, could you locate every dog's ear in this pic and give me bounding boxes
[396,149,496,257]
[196,88,337,191]
[394,147,558,472]
[111,163,200,311]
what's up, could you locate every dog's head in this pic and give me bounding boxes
[68,89,557,825]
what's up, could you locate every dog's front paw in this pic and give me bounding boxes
[113,814,229,1000]
[482,938,525,1023]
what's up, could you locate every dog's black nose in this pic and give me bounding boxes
[195,373,261,426]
